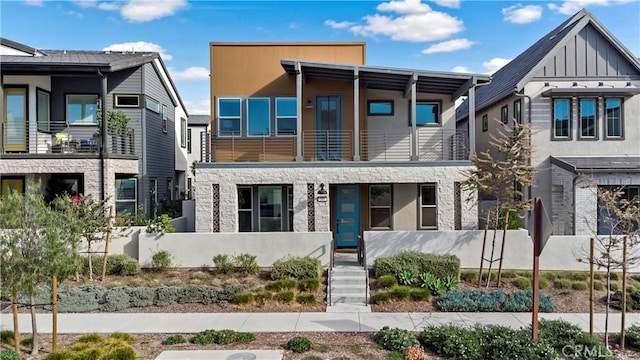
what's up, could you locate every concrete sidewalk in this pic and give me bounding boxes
[2,312,639,334]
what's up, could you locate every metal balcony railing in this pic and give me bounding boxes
[360,129,412,161]
[417,128,469,161]
[302,130,353,161]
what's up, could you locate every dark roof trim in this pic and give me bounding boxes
[541,87,640,97]
[0,37,37,55]
[551,156,640,173]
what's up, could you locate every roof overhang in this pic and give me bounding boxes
[281,59,490,96]
[551,156,640,174]
[541,87,640,97]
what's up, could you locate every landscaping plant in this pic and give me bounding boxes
[151,250,173,272]
[373,326,420,352]
[285,336,313,353]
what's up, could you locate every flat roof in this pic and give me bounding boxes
[551,156,640,173]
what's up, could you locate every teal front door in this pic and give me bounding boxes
[335,185,360,247]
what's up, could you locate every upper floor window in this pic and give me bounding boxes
[605,98,623,138]
[145,96,160,113]
[579,99,597,139]
[162,105,168,134]
[180,118,187,148]
[500,105,508,124]
[36,88,50,131]
[415,102,440,126]
[368,100,394,116]
[482,114,488,132]
[218,98,241,136]
[187,128,192,153]
[247,98,270,136]
[115,94,140,108]
[275,97,297,136]
[67,94,98,125]
[513,99,522,124]
[553,98,571,139]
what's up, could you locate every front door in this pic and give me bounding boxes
[1,177,25,199]
[316,95,342,160]
[3,87,28,152]
[335,184,360,248]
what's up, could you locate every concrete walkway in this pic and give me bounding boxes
[2,312,639,334]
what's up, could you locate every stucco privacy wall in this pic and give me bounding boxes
[138,232,332,268]
[365,230,640,272]
[195,164,477,232]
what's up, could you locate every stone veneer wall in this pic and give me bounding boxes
[195,164,477,233]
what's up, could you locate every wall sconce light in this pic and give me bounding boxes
[598,82,614,88]
[305,99,314,109]
[317,183,327,202]
[544,82,558,88]
[572,82,587,88]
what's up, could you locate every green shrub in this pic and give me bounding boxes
[235,332,256,343]
[460,270,478,282]
[298,278,321,292]
[410,288,431,301]
[274,290,294,303]
[516,270,532,278]
[285,336,313,353]
[255,291,273,304]
[126,287,155,307]
[0,349,21,360]
[374,326,419,352]
[538,320,612,359]
[109,332,136,344]
[162,335,186,345]
[610,282,621,292]
[573,273,589,281]
[211,329,238,345]
[233,292,254,305]
[572,281,588,291]
[272,256,322,280]
[539,277,549,289]
[501,269,517,278]
[151,250,172,272]
[593,272,605,280]
[397,270,414,285]
[610,272,621,281]
[374,251,460,281]
[265,280,284,292]
[78,333,103,344]
[435,289,554,312]
[388,351,404,360]
[481,271,498,282]
[146,214,175,234]
[233,253,259,274]
[593,281,604,291]
[553,279,571,289]
[625,324,640,349]
[513,277,531,290]
[99,287,130,312]
[281,278,298,290]
[213,254,234,274]
[543,272,558,280]
[377,275,398,289]
[296,293,316,304]
[192,330,216,345]
[19,337,32,348]
[0,330,15,346]
[391,286,410,300]
[610,290,640,311]
[372,291,392,304]
[84,254,140,276]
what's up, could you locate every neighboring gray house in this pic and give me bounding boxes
[457,9,640,235]
[186,114,210,199]
[0,38,189,218]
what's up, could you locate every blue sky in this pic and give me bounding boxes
[2,0,638,115]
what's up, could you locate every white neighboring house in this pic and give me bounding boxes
[186,114,210,199]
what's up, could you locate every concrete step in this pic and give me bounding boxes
[331,269,367,276]
[330,285,367,294]
[325,303,371,313]
[330,295,368,304]
[331,279,367,286]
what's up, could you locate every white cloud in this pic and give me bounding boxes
[502,4,543,24]
[421,38,476,54]
[98,2,120,11]
[547,0,633,15]
[184,98,211,115]
[24,0,44,6]
[120,0,188,22]
[451,66,470,73]
[377,0,432,14]
[170,66,209,81]
[324,20,354,29]
[430,0,461,9]
[72,0,97,8]
[67,10,84,18]
[482,57,512,74]
[103,41,173,60]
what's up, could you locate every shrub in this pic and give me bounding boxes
[211,329,239,345]
[625,324,640,349]
[233,292,254,305]
[19,337,32,348]
[538,277,549,289]
[162,335,186,345]
[538,319,611,359]
[154,286,181,306]
[516,270,532,278]
[285,336,313,353]
[593,272,605,280]
[573,273,589,281]
[78,333,103,344]
[151,250,172,272]
[99,287,130,312]
[388,351,404,360]
[0,330,14,346]
[409,288,431,301]
[374,251,460,281]
[404,345,427,360]
[272,256,322,280]
[0,350,21,360]
[460,270,478,282]
[146,214,175,234]
[593,281,604,291]
[436,289,554,312]
[57,284,105,312]
[281,278,298,290]
[391,286,410,300]
[481,271,498,282]
[374,326,419,352]
[109,332,136,344]
[299,278,321,292]
[610,290,640,311]
[377,275,398,289]
[84,254,140,276]
[553,279,571,289]
[192,330,216,345]
[265,280,284,292]
[296,293,316,305]
[610,272,621,281]
[397,270,414,285]
[513,277,531,290]
[372,291,392,304]
[233,253,259,274]
[213,254,234,275]
[501,269,517,278]
[610,282,621,292]
[255,291,273,304]
[126,287,155,307]
[235,332,256,343]
[572,281,588,291]
[543,272,558,280]
[274,290,294,303]
[191,271,208,280]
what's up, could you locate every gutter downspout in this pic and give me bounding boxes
[98,69,107,202]
[466,77,492,157]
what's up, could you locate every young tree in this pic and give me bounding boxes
[461,119,535,286]
[73,195,110,281]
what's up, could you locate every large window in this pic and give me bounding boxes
[553,98,571,139]
[36,88,50,131]
[500,105,508,124]
[368,100,394,116]
[115,178,137,216]
[370,184,392,229]
[67,94,98,125]
[415,102,440,126]
[218,98,241,136]
[598,185,639,235]
[237,185,293,232]
[162,105,168,134]
[513,99,522,124]
[420,184,437,229]
[247,98,270,136]
[579,99,597,139]
[180,117,187,147]
[605,98,623,138]
[275,97,297,136]
[259,186,282,232]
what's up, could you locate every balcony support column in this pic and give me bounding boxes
[468,79,476,157]
[98,69,107,202]
[353,68,360,161]
[409,73,418,161]
[295,62,303,162]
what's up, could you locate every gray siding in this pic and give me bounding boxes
[536,24,640,78]
[107,68,143,163]
[50,76,101,139]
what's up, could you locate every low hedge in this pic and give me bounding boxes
[271,256,322,280]
[83,254,140,276]
[373,251,459,280]
[435,289,554,312]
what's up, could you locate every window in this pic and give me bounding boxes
[66,94,98,125]
[114,94,140,108]
[369,184,392,229]
[368,100,394,116]
[180,117,187,148]
[186,177,193,200]
[115,178,137,216]
[218,98,241,136]
[237,185,293,232]
[553,98,571,139]
[166,178,174,201]
[149,178,157,215]
[247,98,270,136]
[579,99,597,139]
[482,114,488,132]
[145,97,160,113]
[605,98,623,138]
[187,129,192,153]
[287,185,294,231]
[238,187,253,232]
[420,184,437,229]
[36,88,50,131]
[275,97,297,136]
[162,105,168,133]
[598,185,639,235]
[3,86,27,151]
[415,102,440,125]
[513,99,522,124]
[259,186,282,232]
[500,105,508,124]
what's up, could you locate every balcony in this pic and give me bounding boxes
[201,129,468,163]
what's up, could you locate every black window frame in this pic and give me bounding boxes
[482,114,488,132]
[368,100,394,116]
[513,99,522,124]
[500,105,509,124]
[552,98,572,140]
[114,94,141,108]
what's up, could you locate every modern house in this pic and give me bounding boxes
[0,38,189,217]
[457,9,640,236]
[186,114,210,199]
[195,42,490,248]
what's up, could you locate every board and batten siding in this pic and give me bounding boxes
[107,68,143,161]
